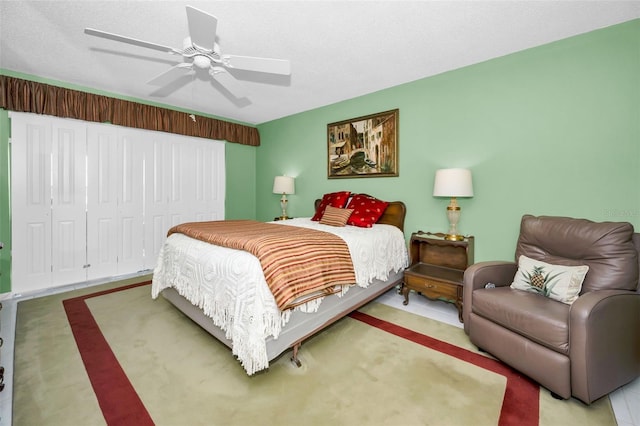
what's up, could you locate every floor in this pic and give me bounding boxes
[0,275,638,425]
[376,290,640,426]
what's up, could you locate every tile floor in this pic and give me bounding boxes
[0,275,638,425]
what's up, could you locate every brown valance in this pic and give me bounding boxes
[0,75,260,146]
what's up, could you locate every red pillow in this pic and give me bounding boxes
[346,194,389,228]
[312,191,351,221]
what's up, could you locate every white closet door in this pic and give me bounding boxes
[167,133,192,225]
[10,113,53,293]
[170,135,225,223]
[86,125,119,280]
[12,112,226,292]
[143,134,169,268]
[117,130,145,275]
[143,133,225,269]
[87,126,144,279]
[50,120,88,286]
[193,139,225,222]
[143,132,192,268]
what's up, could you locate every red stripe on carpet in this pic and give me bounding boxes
[64,282,539,425]
[63,281,155,426]
[349,310,540,426]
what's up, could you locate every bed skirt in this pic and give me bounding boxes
[161,269,403,365]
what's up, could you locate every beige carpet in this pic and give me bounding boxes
[14,278,615,426]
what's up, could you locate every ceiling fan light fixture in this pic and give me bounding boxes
[84,5,291,100]
[193,55,211,69]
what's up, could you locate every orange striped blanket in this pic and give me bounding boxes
[167,220,356,311]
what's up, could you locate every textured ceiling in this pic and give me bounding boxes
[1,1,639,125]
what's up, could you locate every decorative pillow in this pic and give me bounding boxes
[510,255,589,305]
[311,191,351,221]
[319,206,354,227]
[345,194,389,228]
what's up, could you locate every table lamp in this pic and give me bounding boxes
[273,175,295,219]
[433,168,473,241]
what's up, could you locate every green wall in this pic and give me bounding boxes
[256,19,640,262]
[0,109,9,292]
[225,141,257,219]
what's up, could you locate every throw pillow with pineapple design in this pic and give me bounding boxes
[510,255,589,305]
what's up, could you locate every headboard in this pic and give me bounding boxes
[314,193,406,232]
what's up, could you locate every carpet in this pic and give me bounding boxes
[14,279,616,426]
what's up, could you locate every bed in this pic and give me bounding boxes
[151,193,408,375]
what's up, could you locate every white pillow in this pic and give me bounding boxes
[510,255,589,305]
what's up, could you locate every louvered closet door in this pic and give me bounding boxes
[10,113,53,292]
[50,120,88,286]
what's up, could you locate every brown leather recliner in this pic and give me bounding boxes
[463,214,640,404]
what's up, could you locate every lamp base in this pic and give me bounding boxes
[279,195,289,220]
[444,197,465,242]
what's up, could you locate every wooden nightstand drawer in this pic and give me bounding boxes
[404,273,458,301]
[401,231,474,323]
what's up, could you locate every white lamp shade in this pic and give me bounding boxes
[433,168,474,197]
[273,175,295,194]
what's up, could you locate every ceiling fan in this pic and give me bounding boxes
[85,5,291,99]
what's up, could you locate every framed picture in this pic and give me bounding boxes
[327,109,399,179]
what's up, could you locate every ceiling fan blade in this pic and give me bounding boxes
[210,66,247,99]
[186,6,217,52]
[147,63,194,86]
[222,55,291,75]
[85,28,180,54]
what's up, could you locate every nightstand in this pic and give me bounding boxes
[401,231,474,322]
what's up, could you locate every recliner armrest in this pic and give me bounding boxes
[462,261,517,334]
[569,289,640,403]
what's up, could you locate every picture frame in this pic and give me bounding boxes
[327,109,399,179]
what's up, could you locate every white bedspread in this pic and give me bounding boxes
[151,218,408,374]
